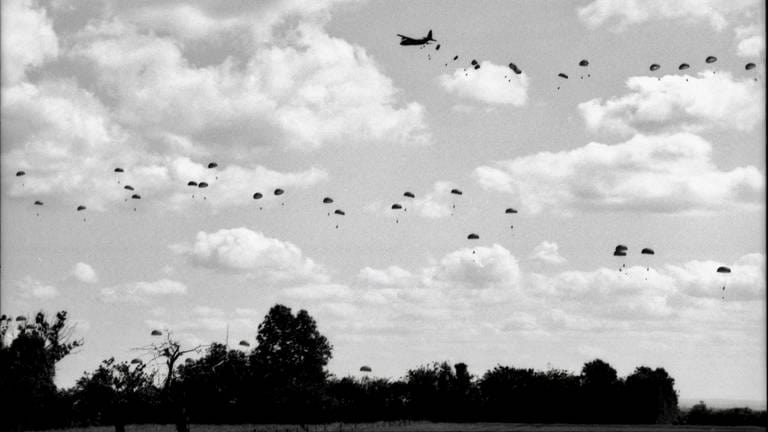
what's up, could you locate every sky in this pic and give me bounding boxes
[1,0,766,405]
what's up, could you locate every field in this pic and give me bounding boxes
[49,423,767,432]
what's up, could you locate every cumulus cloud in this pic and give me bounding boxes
[735,24,766,58]
[579,72,763,136]
[0,78,326,209]
[99,278,188,303]
[665,253,766,301]
[438,61,529,106]
[530,241,567,265]
[271,244,764,352]
[577,0,759,32]
[114,0,349,45]
[1,0,59,85]
[69,18,428,150]
[17,276,59,299]
[172,227,328,283]
[71,262,98,283]
[358,266,414,286]
[2,0,427,209]
[474,133,764,215]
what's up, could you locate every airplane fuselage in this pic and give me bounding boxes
[399,38,432,46]
[397,31,435,46]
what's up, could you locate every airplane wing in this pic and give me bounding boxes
[397,34,414,41]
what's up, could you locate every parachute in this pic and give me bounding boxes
[253,192,263,199]
[16,316,27,322]
[403,192,415,198]
[114,168,124,173]
[124,185,134,191]
[187,181,198,187]
[198,182,208,188]
[450,189,463,195]
[746,62,756,70]
[678,63,690,70]
[151,329,162,336]
[640,248,654,274]
[130,358,142,364]
[705,56,717,64]
[360,365,372,372]
[334,209,346,216]
[509,63,522,74]
[467,233,479,240]
[471,59,478,66]
[436,44,440,51]
[505,208,518,214]
[16,171,25,176]
[649,64,660,71]
[77,205,87,221]
[274,188,284,196]
[579,59,589,67]
[208,162,218,169]
[239,340,251,347]
[391,203,403,210]
[131,194,141,199]
[717,266,732,299]
[558,73,569,79]
[34,200,43,206]
[613,246,627,272]
[323,197,334,204]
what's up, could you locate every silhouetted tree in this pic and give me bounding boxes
[0,312,82,431]
[177,343,251,423]
[580,359,621,422]
[249,304,333,423]
[623,366,679,423]
[73,357,157,432]
[138,330,203,432]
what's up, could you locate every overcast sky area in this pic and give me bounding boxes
[1,0,766,405]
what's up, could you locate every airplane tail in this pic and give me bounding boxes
[427,30,434,40]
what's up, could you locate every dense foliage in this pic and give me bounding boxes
[1,307,764,430]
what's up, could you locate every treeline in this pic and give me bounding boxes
[679,401,766,426]
[1,307,764,431]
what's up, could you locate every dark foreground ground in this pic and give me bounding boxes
[49,423,767,432]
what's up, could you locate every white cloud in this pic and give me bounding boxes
[530,241,567,265]
[17,276,59,299]
[438,61,529,106]
[2,0,427,210]
[577,0,759,32]
[358,266,414,286]
[99,278,188,303]
[665,253,766,301]
[70,18,428,150]
[270,244,764,355]
[1,0,59,85]
[579,72,763,136]
[474,133,764,215]
[115,0,348,44]
[173,227,327,283]
[735,25,766,58]
[410,182,461,219]
[71,262,98,283]
[0,78,326,209]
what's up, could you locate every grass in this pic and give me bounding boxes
[49,423,767,432]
